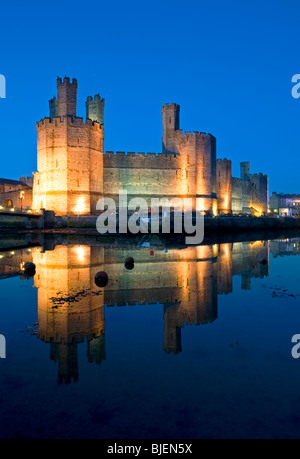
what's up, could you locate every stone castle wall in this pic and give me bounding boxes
[103,151,181,206]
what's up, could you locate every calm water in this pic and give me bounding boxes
[0,236,300,439]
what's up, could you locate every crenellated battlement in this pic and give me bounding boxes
[104,151,179,169]
[162,102,180,111]
[37,116,103,131]
[217,158,231,163]
[251,173,268,178]
[172,129,215,141]
[170,130,215,152]
[57,76,77,87]
[86,94,104,104]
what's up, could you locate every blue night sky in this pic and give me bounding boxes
[0,0,299,194]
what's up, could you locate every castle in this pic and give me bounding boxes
[0,76,268,216]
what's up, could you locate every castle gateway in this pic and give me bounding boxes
[30,76,268,216]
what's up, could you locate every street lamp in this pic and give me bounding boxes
[19,191,24,212]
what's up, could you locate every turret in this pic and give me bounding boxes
[240,161,250,181]
[86,94,104,125]
[49,96,58,118]
[162,103,180,154]
[57,76,77,117]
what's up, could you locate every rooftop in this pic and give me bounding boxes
[0,178,30,187]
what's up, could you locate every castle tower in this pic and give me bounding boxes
[57,76,77,117]
[49,97,58,118]
[86,95,104,125]
[162,103,180,154]
[240,161,250,181]
[162,103,217,214]
[33,76,104,215]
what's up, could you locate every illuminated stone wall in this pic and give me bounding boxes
[103,151,180,207]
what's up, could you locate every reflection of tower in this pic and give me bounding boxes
[216,243,233,294]
[163,245,218,354]
[87,335,106,364]
[164,303,182,354]
[50,342,79,384]
[33,245,105,384]
[241,273,251,290]
[232,241,269,289]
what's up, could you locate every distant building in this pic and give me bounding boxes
[269,192,300,217]
[0,178,32,210]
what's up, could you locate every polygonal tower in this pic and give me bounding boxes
[32,76,104,215]
[162,103,217,214]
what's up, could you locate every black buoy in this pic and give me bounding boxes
[259,258,267,265]
[95,271,109,287]
[125,257,134,270]
[23,262,36,278]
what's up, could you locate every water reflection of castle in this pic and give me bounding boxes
[0,240,270,383]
